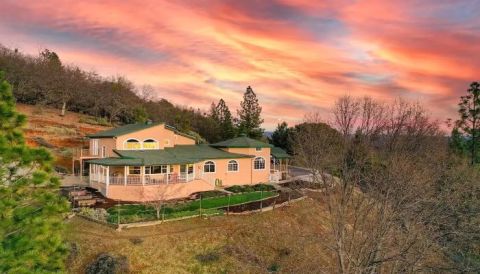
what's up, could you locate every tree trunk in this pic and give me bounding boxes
[61,101,66,117]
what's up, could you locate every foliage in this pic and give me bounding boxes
[225,184,275,193]
[78,207,109,222]
[270,121,292,153]
[455,81,480,164]
[195,251,220,264]
[85,253,129,274]
[0,72,69,272]
[106,191,276,223]
[237,86,264,139]
[209,98,236,142]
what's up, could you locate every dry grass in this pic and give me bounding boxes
[66,198,334,273]
[17,104,111,172]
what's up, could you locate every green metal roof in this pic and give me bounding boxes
[87,122,196,140]
[87,157,144,166]
[271,147,291,159]
[87,145,254,166]
[211,136,272,148]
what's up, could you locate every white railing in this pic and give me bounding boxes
[103,173,195,186]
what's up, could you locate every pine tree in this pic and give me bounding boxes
[270,122,292,153]
[237,86,264,139]
[215,99,235,140]
[0,72,68,272]
[456,81,480,164]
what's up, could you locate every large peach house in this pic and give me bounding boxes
[72,122,290,201]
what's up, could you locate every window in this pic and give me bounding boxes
[91,139,99,155]
[145,165,167,174]
[254,157,265,170]
[204,161,215,173]
[227,160,239,172]
[128,166,141,175]
[255,147,262,151]
[124,139,141,150]
[143,139,158,149]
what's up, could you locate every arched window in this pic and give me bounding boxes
[124,139,141,150]
[227,160,239,172]
[254,157,265,170]
[143,139,158,149]
[204,161,215,173]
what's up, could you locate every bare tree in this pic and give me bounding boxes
[293,100,456,273]
[333,95,361,137]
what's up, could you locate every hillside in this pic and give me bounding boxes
[17,103,111,172]
[66,196,333,273]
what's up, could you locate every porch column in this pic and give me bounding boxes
[166,166,169,184]
[124,166,127,186]
[105,166,110,196]
[80,160,83,178]
[89,164,92,185]
[141,166,145,185]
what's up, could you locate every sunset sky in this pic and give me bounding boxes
[0,0,479,129]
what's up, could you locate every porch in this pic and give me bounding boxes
[89,164,196,186]
[270,147,291,182]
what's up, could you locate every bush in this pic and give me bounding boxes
[85,253,129,274]
[252,184,276,192]
[195,251,220,264]
[195,190,226,198]
[225,185,244,193]
[79,207,109,222]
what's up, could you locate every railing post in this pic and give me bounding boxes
[124,166,127,186]
[106,166,110,196]
[141,166,145,185]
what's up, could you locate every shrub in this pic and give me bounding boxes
[195,251,220,264]
[196,190,226,198]
[225,185,244,193]
[79,207,109,222]
[253,184,275,192]
[267,263,280,272]
[85,253,129,274]
[129,238,143,245]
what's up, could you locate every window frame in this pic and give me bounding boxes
[124,139,141,150]
[227,160,239,172]
[203,161,216,173]
[253,157,266,170]
[145,165,168,174]
[142,139,158,149]
[128,166,141,175]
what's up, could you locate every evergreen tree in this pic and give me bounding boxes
[270,121,292,153]
[0,72,68,272]
[215,99,235,140]
[456,81,480,164]
[237,86,264,139]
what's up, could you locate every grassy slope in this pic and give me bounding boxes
[66,197,333,274]
[17,104,111,172]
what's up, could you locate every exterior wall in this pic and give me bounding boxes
[107,179,214,201]
[196,148,270,187]
[115,124,195,150]
[89,138,116,158]
[220,147,271,185]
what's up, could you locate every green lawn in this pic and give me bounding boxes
[107,191,277,224]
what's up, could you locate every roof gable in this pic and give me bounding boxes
[210,136,272,148]
[88,122,196,140]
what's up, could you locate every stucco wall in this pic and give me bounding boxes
[196,148,270,187]
[90,138,117,157]
[116,124,195,150]
[107,180,214,201]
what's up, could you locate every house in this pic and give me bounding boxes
[72,122,290,201]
